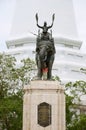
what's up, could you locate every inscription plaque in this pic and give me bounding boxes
[38,102,51,127]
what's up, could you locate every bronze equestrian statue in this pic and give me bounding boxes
[35,13,56,80]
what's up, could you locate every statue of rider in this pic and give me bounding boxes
[35,14,56,79]
[35,13,55,40]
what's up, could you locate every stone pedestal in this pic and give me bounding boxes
[23,80,65,130]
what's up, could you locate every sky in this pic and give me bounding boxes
[0,0,86,52]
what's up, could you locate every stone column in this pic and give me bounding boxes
[23,80,65,130]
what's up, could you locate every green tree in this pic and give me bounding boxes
[0,53,35,130]
[65,81,86,130]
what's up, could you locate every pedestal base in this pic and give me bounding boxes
[23,80,65,130]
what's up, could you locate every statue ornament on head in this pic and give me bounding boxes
[35,13,56,80]
[36,13,55,37]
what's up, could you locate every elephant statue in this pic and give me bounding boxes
[36,39,55,80]
[35,13,56,80]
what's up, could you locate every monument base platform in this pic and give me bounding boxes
[23,80,65,130]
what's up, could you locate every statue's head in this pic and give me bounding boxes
[44,21,47,26]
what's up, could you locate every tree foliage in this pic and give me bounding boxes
[0,53,35,130]
[65,81,86,130]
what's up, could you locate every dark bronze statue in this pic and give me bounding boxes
[35,13,56,80]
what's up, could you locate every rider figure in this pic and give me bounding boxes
[36,13,55,40]
[35,13,56,54]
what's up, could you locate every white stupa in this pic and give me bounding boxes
[6,0,86,84]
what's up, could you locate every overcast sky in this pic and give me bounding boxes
[0,0,86,52]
